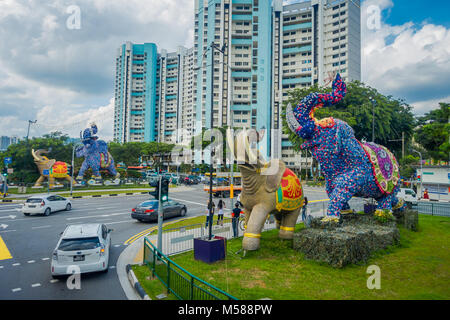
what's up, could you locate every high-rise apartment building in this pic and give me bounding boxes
[114,42,195,144]
[113,0,360,169]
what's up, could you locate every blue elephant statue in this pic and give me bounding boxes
[286,74,404,223]
[75,124,120,180]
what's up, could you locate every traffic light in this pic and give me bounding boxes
[160,177,169,202]
[149,177,169,201]
[149,182,159,199]
[1,167,7,177]
[417,175,421,182]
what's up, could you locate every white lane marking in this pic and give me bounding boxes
[0,215,16,220]
[50,279,59,283]
[105,220,134,225]
[27,260,35,264]
[0,266,3,269]
[12,263,20,266]
[109,266,116,269]
[0,229,16,233]
[114,245,120,248]
[12,288,22,292]
[66,212,128,221]
[32,225,51,230]
[42,258,50,261]
[31,283,41,288]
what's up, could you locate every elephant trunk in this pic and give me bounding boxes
[287,74,346,140]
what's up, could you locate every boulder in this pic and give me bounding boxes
[293,213,400,268]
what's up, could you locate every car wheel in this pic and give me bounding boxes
[44,208,51,216]
[23,212,30,216]
[180,208,186,217]
[65,203,72,211]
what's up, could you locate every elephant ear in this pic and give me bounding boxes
[47,159,56,169]
[264,160,286,193]
[334,120,355,155]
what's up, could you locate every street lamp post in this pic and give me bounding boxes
[412,149,423,198]
[369,97,375,142]
[70,143,83,196]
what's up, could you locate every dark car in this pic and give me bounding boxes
[131,200,187,222]
[188,175,200,184]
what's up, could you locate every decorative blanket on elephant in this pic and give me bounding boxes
[100,152,111,168]
[276,168,304,211]
[361,142,400,195]
[50,161,68,178]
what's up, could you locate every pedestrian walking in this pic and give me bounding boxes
[205,200,215,228]
[217,199,225,226]
[231,203,242,238]
[423,188,429,200]
[302,196,308,222]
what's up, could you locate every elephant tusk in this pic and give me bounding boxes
[286,103,302,134]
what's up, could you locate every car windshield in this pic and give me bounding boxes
[26,198,43,203]
[138,201,158,208]
[58,237,100,251]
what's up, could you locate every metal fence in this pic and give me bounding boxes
[143,237,238,300]
[412,202,450,217]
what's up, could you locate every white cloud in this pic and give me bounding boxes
[362,0,450,113]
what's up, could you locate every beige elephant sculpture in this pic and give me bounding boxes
[227,129,304,251]
[32,149,75,188]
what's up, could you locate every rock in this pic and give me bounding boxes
[393,209,419,231]
[293,213,400,268]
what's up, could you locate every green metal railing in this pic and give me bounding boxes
[143,237,238,300]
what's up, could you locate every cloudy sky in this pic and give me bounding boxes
[0,0,449,141]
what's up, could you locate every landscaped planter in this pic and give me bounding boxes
[194,236,226,264]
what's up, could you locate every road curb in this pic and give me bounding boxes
[126,264,151,300]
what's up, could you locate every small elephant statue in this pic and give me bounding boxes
[227,129,304,251]
[32,149,75,188]
[285,74,404,223]
[75,123,120,181]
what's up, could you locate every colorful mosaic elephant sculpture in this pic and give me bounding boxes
[227,129,304,251]
[32,149,75,188]
[286,74,403,223]
[75,124,119,180]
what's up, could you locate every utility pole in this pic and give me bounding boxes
[369,97,375,142]
[389,132,405,160]
[26,120,37,143]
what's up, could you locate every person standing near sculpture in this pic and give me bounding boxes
[217,199,225,226]
[301,197,308,222]
[205,200,215,228]
[423,188,429,199]
[232,203,242,238]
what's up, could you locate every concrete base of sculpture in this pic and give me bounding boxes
[293,213,400,268]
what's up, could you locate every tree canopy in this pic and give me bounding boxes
[414,102,450,162]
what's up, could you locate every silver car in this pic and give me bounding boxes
[51,223,112,278]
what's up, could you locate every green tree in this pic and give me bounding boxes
[414,102,450,162]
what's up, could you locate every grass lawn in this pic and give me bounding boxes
[135,214,450,300]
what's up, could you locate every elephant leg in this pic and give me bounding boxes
[48,176,55,188]
[77,161,88,179]
[34,175,45,187]
[279,208,301,239]
[242,203,271,251]
[376,185,404,212]
[326,170,364,219]
[341,202,352,214]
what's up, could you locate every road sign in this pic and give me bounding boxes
[43,169,50,175]
[3,157,12,165]
[7,168,13,174]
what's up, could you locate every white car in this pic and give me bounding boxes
[397,188,418,204]
[22,195,72,216]
[51,223,112,278]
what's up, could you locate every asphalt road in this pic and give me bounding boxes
[0,184,328,300]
